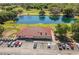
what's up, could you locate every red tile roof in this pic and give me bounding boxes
[17,26,53,39]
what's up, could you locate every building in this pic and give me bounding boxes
[16,26,55,41]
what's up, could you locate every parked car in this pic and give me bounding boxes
[76,43,79,49]
[7,41,13,47]
[14,40,20,47]
[61,43,66,50]
[33,41,37,49]
[57,43,62,50]
[47,42,51,49]
[59,45,62,50]
[70,43,74,50]
[10,41,15,47]
[65,43,70,50]
[0,41,3,45]
[18,41,22,47]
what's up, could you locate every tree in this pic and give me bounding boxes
[55,24,69,36]
[71,23,79,42]
[74,5,79,16]
[39,9,45,16]
[49,7,61,16]
[63,7,75,18]
[55,24,70,42]
[0,11,17,24]
[12,7,24,14]
[17,9,23,14]
[0,24,4,37]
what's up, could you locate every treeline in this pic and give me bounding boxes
[0,3,79,23]
[55,23,79,42]
[0,11,17,24]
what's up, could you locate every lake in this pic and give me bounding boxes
[16,16,76,24]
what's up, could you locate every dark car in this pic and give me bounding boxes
[59,45,62,50]
[33,41,37,49]
[57,43,62,50]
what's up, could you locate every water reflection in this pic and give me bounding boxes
[16,15,75,24]
[15,17,19,22]
[64,14,74,18]
[62,16,75,23]
[39,16,45,21]
[49,15,59,21]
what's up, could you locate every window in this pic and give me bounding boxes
[19,36,21,38]
[45,33,47,35]
[40,32,42,35]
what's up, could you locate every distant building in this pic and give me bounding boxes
[16,27,55,41]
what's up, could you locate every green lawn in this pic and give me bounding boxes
[20,8,64,16]
[3,23,71,32]
[13,7,50,16]
[24,9,50,16]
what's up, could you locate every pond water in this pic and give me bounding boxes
[16,16,76,24]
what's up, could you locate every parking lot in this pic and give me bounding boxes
[0,40,79,55]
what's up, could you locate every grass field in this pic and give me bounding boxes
[22,9,50,16]
[3,23,71,31]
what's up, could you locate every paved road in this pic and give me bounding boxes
[0,41,79,55]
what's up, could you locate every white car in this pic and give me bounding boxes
[65,44,70,50]
[10,41,15,47]
[76,43,79,49]
[47,42,51,48]
[0,41,3,45]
